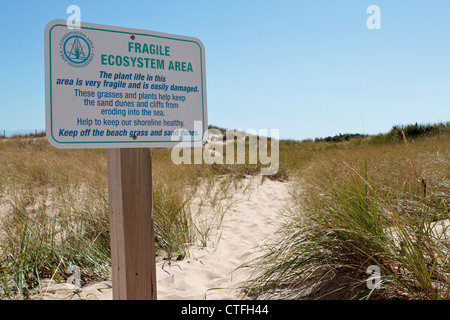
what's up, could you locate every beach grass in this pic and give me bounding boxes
[244,123,449,300]
[0,134,260,298]
[0,139,191,297]
[0,122,448,299]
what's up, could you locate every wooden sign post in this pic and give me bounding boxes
[106,148,157,300]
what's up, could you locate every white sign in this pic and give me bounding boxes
[45,20,207,149]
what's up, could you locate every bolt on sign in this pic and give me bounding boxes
[45,19,207,149]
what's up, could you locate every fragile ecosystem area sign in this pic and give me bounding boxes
[45,19,207,148]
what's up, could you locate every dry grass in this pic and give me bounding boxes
[1,123,448,300]
[0,137,245,298]
[244,129,450,300]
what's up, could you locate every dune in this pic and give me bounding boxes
[38,176,290,300]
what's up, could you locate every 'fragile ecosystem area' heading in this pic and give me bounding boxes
[100,41,194,72]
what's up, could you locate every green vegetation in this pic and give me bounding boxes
[0,121,448,299]
[244,122,450,300]
[0,138,245,298]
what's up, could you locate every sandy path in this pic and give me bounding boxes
[39,176,290,300]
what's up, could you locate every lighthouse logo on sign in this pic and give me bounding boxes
[59,31,94,68]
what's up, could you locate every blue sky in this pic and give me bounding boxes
[0,0,449,140]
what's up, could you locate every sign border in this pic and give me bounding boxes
[45,20,207,148]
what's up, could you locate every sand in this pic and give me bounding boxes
[38,176,290,300]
